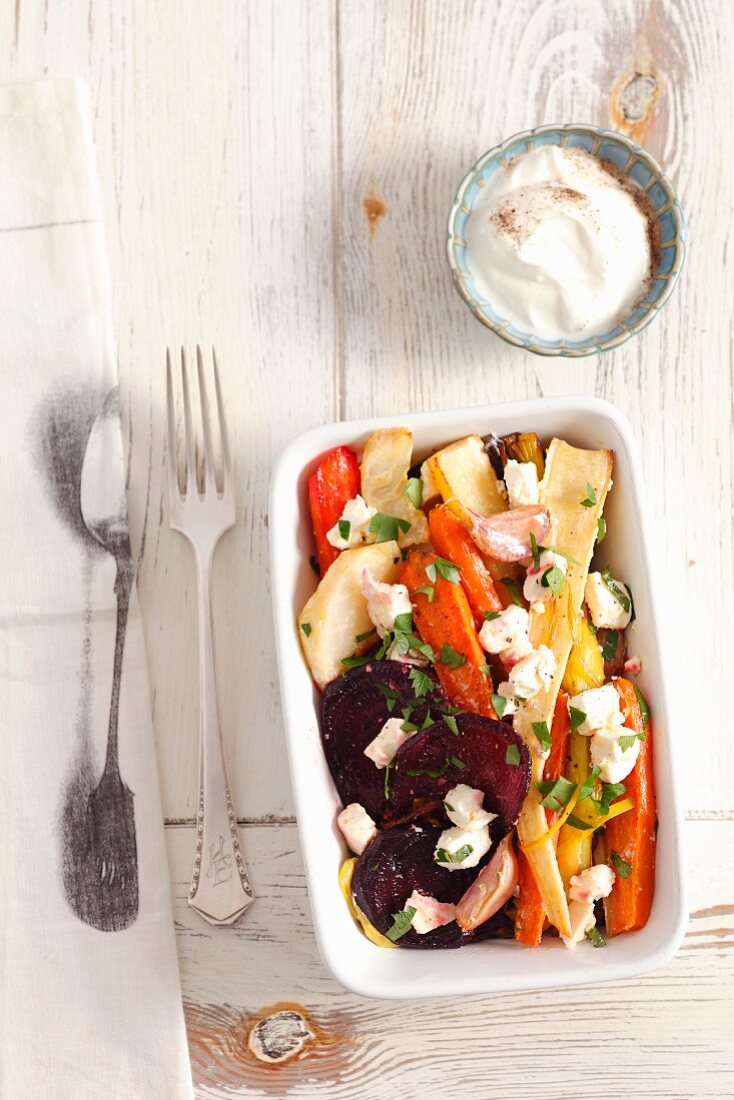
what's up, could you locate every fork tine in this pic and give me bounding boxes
[196,344,217,494]
[166,349,181,499]
[212,347,232,492]
[180,347,197,496]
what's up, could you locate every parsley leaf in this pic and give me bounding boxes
[383,762,392,800]
[439,644,466,670]
[530,532,540,571]
[569,706,586,732]
[483,610,502,621]
[600,568,631,615]
[450,755,466,769]
[539,544,581,566]
[401,719,419,732]
[435,844,473,864]
[386,906,416,941]
[596,517,607,545]
[421,710,434,729]
[406,477,423,508]
[433,556,461,584]
[409,667,433,698]
[601,629,619,662]
[341,653,370,669]
[369,512,411,543]
[532,721,551,752]
[619,733,638,752]
[580,483,597,508]
[301,622,312,636]
[586,927,606,948]
[338,518,351,541]
[634,685,651,729]
[577,765,601,802]
[355,627,377,643]
[500,577,522,606]
[478,663,492,677]
[537,776,576,813]
[492,692,509,718]
[540,565,566,596]
[611,850,633,878]
[565,814,593,831]
[592,781,626,816]
[505,743,521,766]
[416,584,435,603]
[444,714,459,737]
[376,682,399,712]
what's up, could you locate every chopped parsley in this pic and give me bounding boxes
[532,721,552,753]
[439,644,466,670]
[530,532,541,570]
[386,906,416,941]
[301,622,312,636]
[392,612,436,663]
[634,685,651,730]
[338,518,351,541]
[565,814,593,831]
[611,850,633,878]
[505,743,521,766]
[592,780,626,816]
[537,776,576,813]
[491,692,509,718]
[479,664,492,677]
[600,568,631,615]
[586,927,606,948]
[369,512,411,543]
[500,577,522,606]
[401,718,419,732]
[596,517,607,545]
[443,714,459,737]
[618,733,638,752]
[376,682,399,711]
[483,610,502,621]
[450,755,466,769]
[540,565,566,596]
[383,762,392,800]
[435,844,473,865]
[580,483,597,508]
[416,584,435,603]
[341,653,370,669]
[407,759,449,779]
[539,544,581,566]
[569,705,586,732]
[601,629,619,662]
[409,667,433,698]
[406,477,423,508]
[426,557,461,585]
[577,765,602,802]
[355,627,377,643]
[421,710,434,729]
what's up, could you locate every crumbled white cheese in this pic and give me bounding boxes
[496,682,518,716]
[404,890,456,934]
[561,863,616,950]
[336,803,377,855]
[444,784,496,832]
[478,605,531,656]
[363,717,415,768]
[590,722,641,783]
[523,549,568,604]
[501,644,556,703]
[568,683,624,737]
[360,569,412,638]
[569,863,615,904]
[326,495,377,549]
[504,459,540,508]
[585,571,632,630]
[434,824,492,871]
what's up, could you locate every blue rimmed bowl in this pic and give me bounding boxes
[447,123,686,357]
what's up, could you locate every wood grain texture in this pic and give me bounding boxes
[169,820,734,1099]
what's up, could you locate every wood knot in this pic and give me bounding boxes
[248,1009,314,1065]
[617,73,658,122]
[363,194,387,237]
[609,47,663,142]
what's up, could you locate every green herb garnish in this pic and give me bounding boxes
[426,556,460,584]
[401,719,419,732]
[479,664,492,677]
[301,622,312,636]
[537,776,576,813]
[530,532,540,571]
[416,584,435,603]
[369,512,411,543]
[600,568,631,615]
[592,781,626,816]
[577,765,601,802]
[444,714,459,737]
[586,927,606,948]
[532,721,551,753]
[611,850,633,878]
[565,814,593,831]
[383,762,392,800]
[406,477,423,508]
[634,685,651,730]
[492,692,509,718]
[596,517,606,545]
[338,518,351,541]
[341,653,370,669]
[376,682,399,712]
[505,743,521,766]
[601,629,619,662]
[483,610,502,621]
[421,710,434,729]
[618,733,638,752]
[439,644,466,670]
[540,565,566,596]
[580,483,597,508]
[435,844,473,865]
[386,906,416,941]
[500,577,522,606]
[569,706,586,732]
[355,627,377,643]
[409,667,433,698]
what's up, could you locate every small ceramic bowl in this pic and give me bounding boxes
[447,123,686,357]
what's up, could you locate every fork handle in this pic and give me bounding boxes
[188,546,254,925]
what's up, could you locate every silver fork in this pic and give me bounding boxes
[166,346,254,925]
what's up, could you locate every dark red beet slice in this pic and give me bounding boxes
[321,661,447,824]
[385,713,531,834]
[352,824,508,948]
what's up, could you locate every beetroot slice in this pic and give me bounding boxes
[352,824,508,948]
[321,661,447,824]
[385,713,531,834]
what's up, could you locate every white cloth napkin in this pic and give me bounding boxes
[0,79,193,1099]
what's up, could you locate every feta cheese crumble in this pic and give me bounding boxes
[478,605,533,668]
[569,684,640,783]
[504,460,540,508]
[523,549,567,604]
[336,803,377,855]
[497,644,556,708]
[363,717,415,768]
[444,784,497,832]
[326,495,377,549]
[403,890,456,934]
[585,571,632,629]
[360,569,412,638]
[561,863,616,949]
[568,684,624,737]
[434,825,492,871]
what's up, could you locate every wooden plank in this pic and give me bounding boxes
[0,0,338,821]
[336,0,734,815]
[169,819,734,1099]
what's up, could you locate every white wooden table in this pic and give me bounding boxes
[4,2,733,1095]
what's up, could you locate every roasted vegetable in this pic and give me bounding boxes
[386,713,531,835]
[515,439,614,938]
[464,504,551,562]
[597,626,628,679]
[604,678,656,935]
[308,445,361,574]
[482,433,508,480]
[425,434,507,519]
[400,549,498,715]
[457,836,518,932]
[562,608,605,696]
[360,427,429,546]
[502,431,545,479]
[321,662,446,823]
[298,541,401,688]
[428,504,502,623]
[339,858,395,948]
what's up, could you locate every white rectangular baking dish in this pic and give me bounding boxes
[269,396,686,999]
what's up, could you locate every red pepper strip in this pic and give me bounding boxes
[308,446,361,575]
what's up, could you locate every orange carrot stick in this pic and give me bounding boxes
[604,677,656,936]
[400,550,496,717]
[515,693,571,946]
[428,504,503,625]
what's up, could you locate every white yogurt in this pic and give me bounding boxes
[466,146,655,341]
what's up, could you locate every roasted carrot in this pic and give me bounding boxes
[604,677,656,936]
[308,446,361,575]
[515,693,571,946]
[428,504,503,625]
[400,549,496,717]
